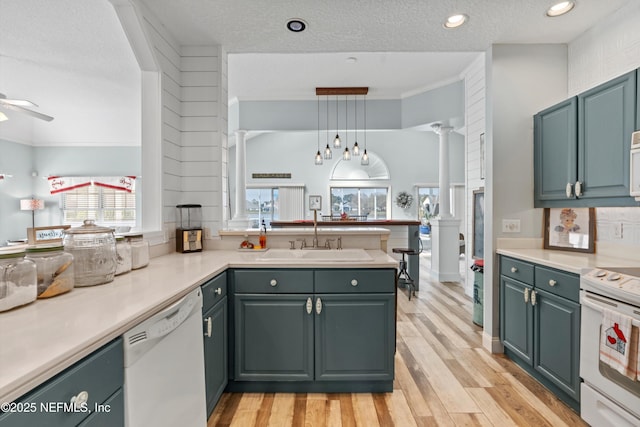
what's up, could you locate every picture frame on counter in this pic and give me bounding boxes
[27,225,71,245]
[543,207,595,253]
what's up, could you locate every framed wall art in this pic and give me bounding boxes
[543,207,595,253]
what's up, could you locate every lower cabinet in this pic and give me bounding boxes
[201,272,228,418]
[0,338,124,427]
[229,268,396,392]
[500,256,581,411]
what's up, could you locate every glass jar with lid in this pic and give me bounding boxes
[63,219,116,287]
[115,236,132,275]
[125,233,149,269]
[25,244,74,298]
[0,248,37,312]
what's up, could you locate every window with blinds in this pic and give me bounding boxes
[62,184,136,226]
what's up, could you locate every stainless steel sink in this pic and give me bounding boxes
[257,248,373,262]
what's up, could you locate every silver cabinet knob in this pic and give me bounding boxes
[548,279,556,287]
[511,267,518,273]
[70,390,89,410]
[270,279,277,287]
[566,182,573,198]
[215,287,222,295]
[575,181,583,197]
[351,279,358,287]
[524,288,529,303]
[531,290,537,306]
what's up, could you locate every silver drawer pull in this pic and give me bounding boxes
[70,390,89,409]
[270,279,277,287]
[215,287,222,295]
[531,290,537,306]
[351,279,358,287]
[511,267,518,273]
[306,297,312,314]
[548,280,556,287]
[316,297,322,314]
[204,317,212,338]
[524,288,529,303]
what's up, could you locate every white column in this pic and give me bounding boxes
[228,130,250,230]
[429,124,461,282]
[433,124,453,218]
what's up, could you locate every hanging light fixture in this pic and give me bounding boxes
[342,95,351,160]
[352,94,360,156]
[314,96,323,165]
[315,87,368,164]
[333,95,341,148]
[361,93,369,166]
[324,95,332,159]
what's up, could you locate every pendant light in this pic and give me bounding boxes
[324,95,332,159]
[342,95,351,160]
[333,95,341,148]
[352,94,360,156]
[314,96,323,165]
[361,93,369,166]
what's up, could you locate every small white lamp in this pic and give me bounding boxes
[20,198,45,228]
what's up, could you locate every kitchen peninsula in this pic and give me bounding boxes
[0,248,398,422]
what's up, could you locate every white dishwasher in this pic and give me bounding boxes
[123,287,207,427]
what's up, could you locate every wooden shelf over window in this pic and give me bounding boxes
[315,87,369,96]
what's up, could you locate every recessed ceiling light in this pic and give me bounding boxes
[444,14,468,29]
[286,19,307,32]
[346,57,358,64]
[546,1,575,17]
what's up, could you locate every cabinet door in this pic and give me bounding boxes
[203,297,227,417]
[533,289,581,401]
[314,293,395,381]
[578,70,636,201]
[534,97,578,205]
[234,294,314,381]
[500,276,534,365]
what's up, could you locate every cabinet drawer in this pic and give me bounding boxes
[233,269,313,293]
[0,338,123,427]
[315,269,395,293]
[202,271,227,312]
[534,266,579,303]
[500,257,534,284]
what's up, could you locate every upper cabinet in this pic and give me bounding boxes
[534,69,638,207]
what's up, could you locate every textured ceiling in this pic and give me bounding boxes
[0,0,632,146]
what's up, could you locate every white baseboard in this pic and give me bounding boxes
[482,332,504,354]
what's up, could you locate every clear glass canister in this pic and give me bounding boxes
[115,236,132,275]
[0,249,37,312]
[25,245,74,298]
[126,233,149,269]
[63,219,117,287]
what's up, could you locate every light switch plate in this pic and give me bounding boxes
[502,219,521,233]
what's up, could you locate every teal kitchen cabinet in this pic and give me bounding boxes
[534,97,578,204]
[500,257,581,411]
[201,272,228,417]
[0,338,124,427]
[228,268,395,392]
[534,69,637,207]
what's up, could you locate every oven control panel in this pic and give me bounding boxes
[583,268,640,305]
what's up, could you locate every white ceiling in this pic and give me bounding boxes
[0,0,631,145]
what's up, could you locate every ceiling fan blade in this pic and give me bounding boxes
[1,104,54,121]
[0,93,38,107]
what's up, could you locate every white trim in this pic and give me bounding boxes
[482,332,504,354]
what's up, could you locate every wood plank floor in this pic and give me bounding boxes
[208,258,587,426]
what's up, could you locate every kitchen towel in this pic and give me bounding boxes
[599,308,634,379]
[629,324,639,381]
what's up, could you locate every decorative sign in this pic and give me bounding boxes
[27,225,71,245]
[251,173,291,179]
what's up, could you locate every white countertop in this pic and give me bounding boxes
[496,248,640,274]
[0,249,396,403]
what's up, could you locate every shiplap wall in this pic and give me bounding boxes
[462,54,486,296]
[138,6,227,239]
[568,1,640,246]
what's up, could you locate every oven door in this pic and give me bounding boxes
[580,290,640,423]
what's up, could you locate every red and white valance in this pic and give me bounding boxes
[48,176,136,194]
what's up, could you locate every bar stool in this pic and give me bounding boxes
[392,247,419,300]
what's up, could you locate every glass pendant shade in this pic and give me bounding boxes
[353,141,360,156]
[343,147,351,161]
[324,144,332,159]
[361,149,369,165]
[333,134,341,148]
[315,150,323,165]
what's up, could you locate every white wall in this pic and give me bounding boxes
[568,1,640,246]
[485,44,568,351]
[229,129,465,221]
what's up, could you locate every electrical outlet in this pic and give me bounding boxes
[204,227,212,239]
[502,219,521,233]
[613,223,623,239]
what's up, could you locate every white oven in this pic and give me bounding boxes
[580,268,640,427]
